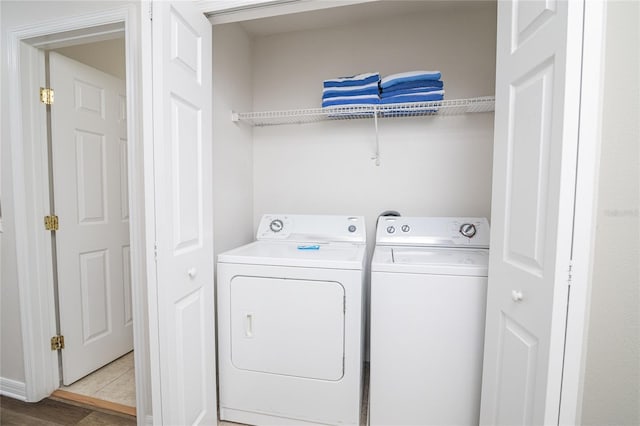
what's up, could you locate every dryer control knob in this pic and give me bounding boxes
[459,223,477,238]
[401,225,410,233]
[386,226,396,234]
[348,225,357,233]
[270,219,284,233]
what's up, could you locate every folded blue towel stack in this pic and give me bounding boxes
[379,70,444,104]
[322,72,381,108]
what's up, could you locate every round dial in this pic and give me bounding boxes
[269,219,284,233]
[459,223,477,238]
[401,225,410,233]
[348,225,357,233]
[386,226,396,234]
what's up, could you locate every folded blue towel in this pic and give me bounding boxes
[379,90,444,104]
[322,94,380,108]
[323,81,380,99]
[381,86,444,98]
[380,71,441,89]
[324,72,380,88]
[380,79,443,94]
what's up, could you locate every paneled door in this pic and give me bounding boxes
[49,52,132,385]
[480,1,585,425]
[150,1,217,424]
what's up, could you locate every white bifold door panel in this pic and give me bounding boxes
[231,276,345,381]
[49,52,132,385]
[151,1,217,424]
[480,0,584,425]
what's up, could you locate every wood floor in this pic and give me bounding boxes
[0,395,136,425]
[1,362,370,425]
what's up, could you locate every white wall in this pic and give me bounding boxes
[54,38,126,80]
[251,3,497,244]
[0,1,26,384]
[212,23,255,259]
[0,0,140,398]
[581,1,640,425]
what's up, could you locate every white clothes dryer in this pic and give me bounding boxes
[217,214,366,426]
[369,216,490,426]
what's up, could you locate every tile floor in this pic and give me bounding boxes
[61,351,136,408]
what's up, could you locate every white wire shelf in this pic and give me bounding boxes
[232,96,495,127]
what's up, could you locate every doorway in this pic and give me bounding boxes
[6,5,150,419]
[44,39,136,415]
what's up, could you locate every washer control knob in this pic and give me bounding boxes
[459,223,477,238]
[348,225,357,233]
[269,219,284,233]
[401,225,410,233]
[386,226,396,234]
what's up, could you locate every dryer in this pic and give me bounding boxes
[369,216,490,426]
[217,214,366,426]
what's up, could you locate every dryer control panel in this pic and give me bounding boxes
[257,214,366,243]
[376,216,490,248]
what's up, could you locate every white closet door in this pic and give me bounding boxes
[151,2,216,424]
[480,1,584,425]
[49,52,132,386]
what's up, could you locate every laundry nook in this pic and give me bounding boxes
[1,1,637,426]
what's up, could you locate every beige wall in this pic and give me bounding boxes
[250,3,497,245]
[54,38,126,80]
[212,23,256,261]
[581,1,640,425]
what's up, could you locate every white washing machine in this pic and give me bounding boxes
[217,214,367,426]
[369,216,490,426]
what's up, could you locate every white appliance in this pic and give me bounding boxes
[217,214,367,426]
[369,216,490,426]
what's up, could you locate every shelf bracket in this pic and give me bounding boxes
[372,108,380,166]
[231,111,239,122]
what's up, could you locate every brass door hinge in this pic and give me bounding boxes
[51,335,65,351]
[44,215,59,231]
[40,87,54,105]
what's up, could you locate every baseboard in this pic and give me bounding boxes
[0,377,27,401]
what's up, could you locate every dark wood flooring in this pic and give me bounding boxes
[0,395,136,425]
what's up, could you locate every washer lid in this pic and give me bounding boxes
[218,241,366,270]
[371,246,489,276]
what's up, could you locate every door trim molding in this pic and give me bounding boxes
[559,0,607,423]
[6,4,150,421]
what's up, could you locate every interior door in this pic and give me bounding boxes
[49,52,132,385]
[480,1,584,425]
[151,2,216,424]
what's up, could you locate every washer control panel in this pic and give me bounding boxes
[257,214,366,243]
[377,216,490,248]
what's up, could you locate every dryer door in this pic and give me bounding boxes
[230,276,345,381]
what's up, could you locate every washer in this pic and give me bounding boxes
[217,214,366,426]
[369,216,490,426]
